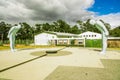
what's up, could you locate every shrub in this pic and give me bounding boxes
[85,39,102,48]
[71,40,75,45]
[0,41,3,46]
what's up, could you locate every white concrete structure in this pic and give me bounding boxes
[78,31,102,39]
[34,31,101,46]
[34,32,79,45]
[35,33,57,45]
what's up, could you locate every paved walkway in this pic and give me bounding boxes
[0,48,120,80]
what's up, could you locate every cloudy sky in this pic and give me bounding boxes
[0,0,120,28]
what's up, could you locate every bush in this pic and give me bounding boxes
[71,40,75,45]
[57,44,84,47]
[25,40,30,46]
[85,39,102,48]
[3,40,9,44]
[0,41,3,46]
[15,39,33,45]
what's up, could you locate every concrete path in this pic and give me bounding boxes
[0,48,120,80]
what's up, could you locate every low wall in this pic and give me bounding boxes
[107,37,120,48]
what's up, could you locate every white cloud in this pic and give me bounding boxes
[0,0,33,21]
[0,0,94,23]
[0,0,120,29]
[96,13,120,28]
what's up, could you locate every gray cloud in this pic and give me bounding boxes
[0,0,95,23]
[0,0,33,22]
[96,13,120,28]
[0,0,120,28]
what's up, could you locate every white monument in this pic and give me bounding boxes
[7,24,21,52]
[90,19,109,54]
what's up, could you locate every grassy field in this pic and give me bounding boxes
[44,59,120,80]
[0,44,120,51]
[0,44,64,50]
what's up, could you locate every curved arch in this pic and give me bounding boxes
[90,19,109,54]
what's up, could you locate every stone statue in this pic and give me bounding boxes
[7,24,21,52]
[90,19,109,54]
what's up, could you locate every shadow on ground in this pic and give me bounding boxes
[0,53,47,73]
[44,59,120,80]
[0,78,12,80]
[93,49,101,52]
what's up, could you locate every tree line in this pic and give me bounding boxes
[0,19,120,42]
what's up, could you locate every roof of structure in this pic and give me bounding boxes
[36,31,101,37]
[36,31,78,37]
[79,31,101,35]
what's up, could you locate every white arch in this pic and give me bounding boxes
[90,19,109,54]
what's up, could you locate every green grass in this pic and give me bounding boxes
[107,48,120,51]
[0,44,64,50]
[44,59,120,80]
[0,46,10,50]
[31,51,72,57]
[86,47,120,51]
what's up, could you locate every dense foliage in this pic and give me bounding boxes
[110,26,120,37]
[85,39,102,47]
[0,19,120,43]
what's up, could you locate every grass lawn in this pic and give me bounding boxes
[0,44,64,50]
[44,59,120,80]
[87,47,120,50]
[107,48,120,51]
[0,44,120,51]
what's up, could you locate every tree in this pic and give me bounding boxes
[17,22,34,40]
[71,25,81,34]
[34,24,43,34]
[99,19,111,32]
[77,20,86,33]
[0,22,11,41]
[110,26,120,37]
[52,21,60,32]
[77,19,111,34]
[83,19,100,33]
[55,19,71,33]
[42,23,50,31]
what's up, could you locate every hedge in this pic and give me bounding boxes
[85,39,102,48]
